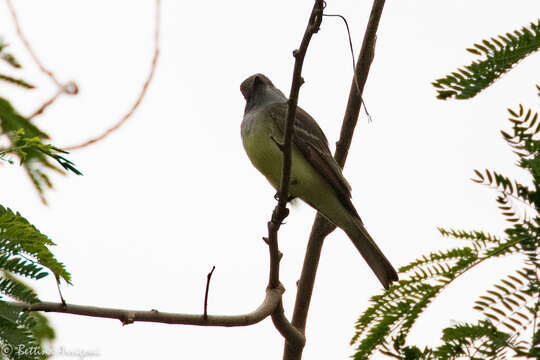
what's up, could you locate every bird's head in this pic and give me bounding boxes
[240,73,274,101]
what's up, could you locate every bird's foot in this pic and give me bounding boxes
[271,207,289,225]
[274,191,296,202]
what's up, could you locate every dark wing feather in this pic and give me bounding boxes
[268,102,359,218]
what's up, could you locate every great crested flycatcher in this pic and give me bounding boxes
[240,73,397,289]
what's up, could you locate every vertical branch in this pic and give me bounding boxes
[267,0,324,289]
[266,0,324,348]
[283,1,386,359]
[274,1,324,221]
[203,266,215,320]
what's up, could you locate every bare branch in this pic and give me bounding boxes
[64,0,161,150]
[273,0,324,226]
[272,301,306,347]
[263,0,325,349]
[10,286,284,327]
[203,265,216,320]
[288,214,334,331]
[6,0,79,118]
[283,1,387,359]
[28,82,79,119]
[5,0,64,89]
[267,0,324,289]
[335,0,385,166]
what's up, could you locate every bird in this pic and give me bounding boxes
[240,73,398,289]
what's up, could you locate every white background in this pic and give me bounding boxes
[1,1,539,359]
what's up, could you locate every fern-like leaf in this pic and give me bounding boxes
[433,20,540,99]
[0,206,71,284]
[352,85,540,359]
[0,99,82,203]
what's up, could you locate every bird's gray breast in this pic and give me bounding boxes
[240,110,259,140]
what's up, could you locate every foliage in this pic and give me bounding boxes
[0,205,72,360]
[0,128,82,176]
[0,44,80,204]
[351,90,540,359]
[0,38,33,89]
[432,19,540,100]
[0,39,76,359]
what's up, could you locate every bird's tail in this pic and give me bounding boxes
[344,218,398,290]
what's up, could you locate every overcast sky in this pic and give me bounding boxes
[1,1,540,359]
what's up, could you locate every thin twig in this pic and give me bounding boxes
[64,0,161,150]
[203,265,216,320]
[335,0,385,166]
[283,1,387,359]
[10,286,284,326]
[323,12,371,121]
[5,0,63,88]
[54,276,66,307]
[28,82,79,119]
[6,0,78,119]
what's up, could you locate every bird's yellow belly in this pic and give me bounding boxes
[241,113,355,233]
[242,118,335,205]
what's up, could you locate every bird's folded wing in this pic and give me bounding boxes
[268,102,358,216]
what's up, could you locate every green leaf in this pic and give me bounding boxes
[433,20,540,99]
[0,206,71,284]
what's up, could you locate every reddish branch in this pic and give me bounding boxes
[6,0,64,89]
[28,82,79,119]
[6,0,78,118]
[65,0,161,150]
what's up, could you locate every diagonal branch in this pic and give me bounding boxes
[5,0,64,89]
[335,0,385,166]
[10,286,284,327]
[6,0,79,118]
[283,1,387,359]
[64,0,161,150]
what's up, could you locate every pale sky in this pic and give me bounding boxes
[1,1,540,359]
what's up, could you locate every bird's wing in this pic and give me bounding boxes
[268,102,358,216]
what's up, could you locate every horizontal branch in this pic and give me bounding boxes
[10,286,284,327]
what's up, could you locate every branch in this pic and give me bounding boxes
[283,1,386,359]
[268,0,324,288]
[28,82,79,119]
[5,0,64,89]
[6,0,79,117]
[10,286,284,327]
[64,0,161,150]
[264,0,324,349]
[203,265,216,320]
[272,0,324,224]
[272,301,306,347]
[335,0,385,166]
